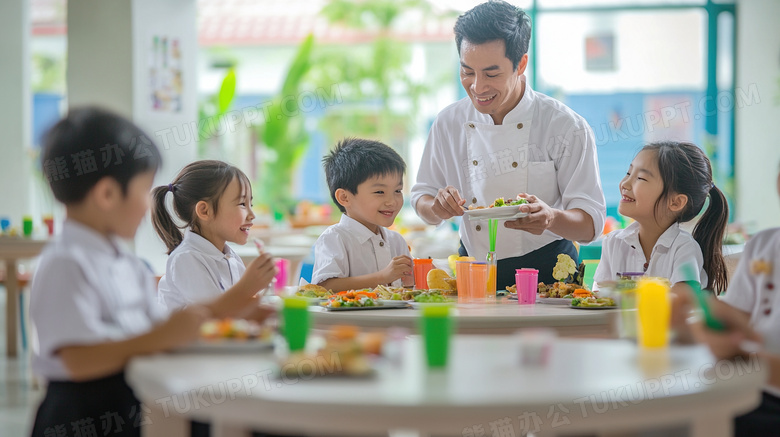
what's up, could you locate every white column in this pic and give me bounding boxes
[736,0,780,231]
[0,0,31,227]
[67,0,198,272]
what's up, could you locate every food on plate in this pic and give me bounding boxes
[280,325,377,377]
[321,290,380,308]
[448,255,474,276]
[295,283,333,299]
[467,194,529,210]
[552,254,578,282]
[572,288,594,298]
[199,319,270,341]
[373,284,406,300]
[427,269,456,292]
[571,297,616,308]
[535,282,582,298]
[413,290,452,303]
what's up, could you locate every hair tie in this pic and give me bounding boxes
[167,183,176,193]
[710,182,716,189]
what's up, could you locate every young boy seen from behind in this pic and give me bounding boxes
[312,138,413,291]
[30,107,276,437]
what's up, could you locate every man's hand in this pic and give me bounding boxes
[504,194,556,235]
[431,186,466,220]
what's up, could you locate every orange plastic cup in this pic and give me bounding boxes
[456,261,472,304]
[469,262,488,303]
[413,258,434,290]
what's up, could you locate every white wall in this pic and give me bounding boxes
[0,0,31,227]
[537,10,706,93]
[735,0,780,231]
[67,0,198,272]
[67,0,134,116]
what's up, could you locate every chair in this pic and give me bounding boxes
[297,246,316,284]
[582,260,600,290]
[0,268,32,350]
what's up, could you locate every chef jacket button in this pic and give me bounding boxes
[472,160,478,166]
[517,123,524,129]
[475,225,482,231]
[472,197,477,204]
[512,162,518,168]
[379,241,384,247]
[468,123,475,128]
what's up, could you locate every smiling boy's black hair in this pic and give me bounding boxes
[41,106,162,204]
[323,138,406,213]
[454,0,532,71]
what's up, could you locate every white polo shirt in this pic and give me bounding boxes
[720,228,780,396]
[31,220,167,380]
[411,81,606,260]
[311,214,411,288]
[158,229,245,311]
[593,221,707,289]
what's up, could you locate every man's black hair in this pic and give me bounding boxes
[454,0,532,70]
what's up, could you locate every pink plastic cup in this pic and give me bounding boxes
[274,258,290,292]
[515,268,538,305]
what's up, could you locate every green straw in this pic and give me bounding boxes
[681,263,726,331]
[489,219,497,252]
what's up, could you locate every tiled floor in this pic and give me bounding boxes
[0,287,43,437]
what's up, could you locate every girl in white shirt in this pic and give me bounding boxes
[152,160,259,310]
[594,141,729,292]
[30,108,276,437]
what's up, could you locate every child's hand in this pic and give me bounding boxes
[239,252,278,295]
[670,283,696,343]
[158,305,212,348]
[690,299,761,360]
[380,255,413,285]
[237,304,277,324]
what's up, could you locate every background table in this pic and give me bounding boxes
[128,336,765,437]
[310,300,619,337]
[0,237,47,357]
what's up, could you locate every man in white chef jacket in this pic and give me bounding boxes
[411,0,606,289]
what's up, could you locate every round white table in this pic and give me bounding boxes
[310,300,619,337]
[127,336,765,437]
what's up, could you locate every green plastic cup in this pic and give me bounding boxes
[282,297,310,351]
[420,304,453,368]
[22,216,33,237]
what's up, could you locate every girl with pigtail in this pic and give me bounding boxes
[151,160,276,311]
[594,141,729,293]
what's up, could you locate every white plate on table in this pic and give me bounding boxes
[322,301,410,311]
[536,297,572,305]
[176,338,274,354]
[408,301,456,309]
[569,305,618,310]
[463,205,528,221]
[378,299,411,307]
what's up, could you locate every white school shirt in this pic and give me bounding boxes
[158,229,246,311]
[411,79,606,260]
[720,228,780,396]
[593,221,707,289]
[30,220,167,381]
[311,214,411,288]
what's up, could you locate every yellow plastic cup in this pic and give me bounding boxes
[636,278,670,348]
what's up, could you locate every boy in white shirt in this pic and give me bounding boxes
[30,107,276,437]
[312,138,413,291]
[684,169,780,436]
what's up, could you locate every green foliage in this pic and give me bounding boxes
[255,34,316,217]
[217,69,237,114]
[31,53,66,93]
